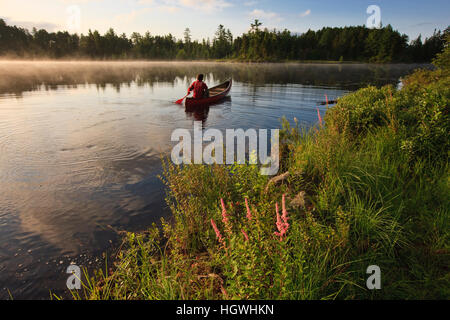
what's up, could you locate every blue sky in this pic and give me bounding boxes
[1,0,448,42]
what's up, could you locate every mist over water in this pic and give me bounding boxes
[0,61,424,299]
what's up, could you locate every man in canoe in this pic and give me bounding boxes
[188,74,209,99]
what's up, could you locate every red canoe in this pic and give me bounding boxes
[185,79,232,108]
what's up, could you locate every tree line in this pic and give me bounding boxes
[0,18,447,63]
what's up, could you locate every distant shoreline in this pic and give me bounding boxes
[0,58,432,66]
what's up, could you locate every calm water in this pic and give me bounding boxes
[0,61,424,299]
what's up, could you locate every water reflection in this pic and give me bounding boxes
[186,105,210,123]
[185,96,233,123]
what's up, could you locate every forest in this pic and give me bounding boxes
[0,18,447,62]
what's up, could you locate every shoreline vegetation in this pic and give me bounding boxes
[70,37,449,300]
[1,18,448,63]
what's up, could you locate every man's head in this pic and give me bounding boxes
[197,74,204,81]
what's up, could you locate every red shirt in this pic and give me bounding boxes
[188,80,208,99]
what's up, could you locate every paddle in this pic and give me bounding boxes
[175,92,190,104]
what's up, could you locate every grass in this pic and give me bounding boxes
[74,39,450,300]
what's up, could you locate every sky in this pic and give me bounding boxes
[0,0,448,42]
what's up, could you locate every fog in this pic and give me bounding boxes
[0,60,429,96]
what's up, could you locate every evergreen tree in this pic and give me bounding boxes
[0,19,446,62]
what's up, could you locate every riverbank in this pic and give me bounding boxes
[74,44,449,300]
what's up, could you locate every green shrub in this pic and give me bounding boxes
[325,85,394,137]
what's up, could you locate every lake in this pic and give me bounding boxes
[0,61,424,299]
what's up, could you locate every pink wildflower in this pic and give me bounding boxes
[210,219,223,244]
[281,194,289,226]
[220,198,229,224]
[317,108,323,126]
[325,93,329,105]
[245,198,252,220]
[274,195,290,241]
[220,198,232,235]
[241,229,249,241]
[275,203,283,233]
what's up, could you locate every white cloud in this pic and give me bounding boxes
[243,1,257,6]
[1,17,60,31]
[138,0,154,4]
[178,0,232,12]
[249,9,281,21]
[137,0,231,13]
[158,5,180,13]
[299,9,311,17]
[58,0,104,3]
[115,7,152,24]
